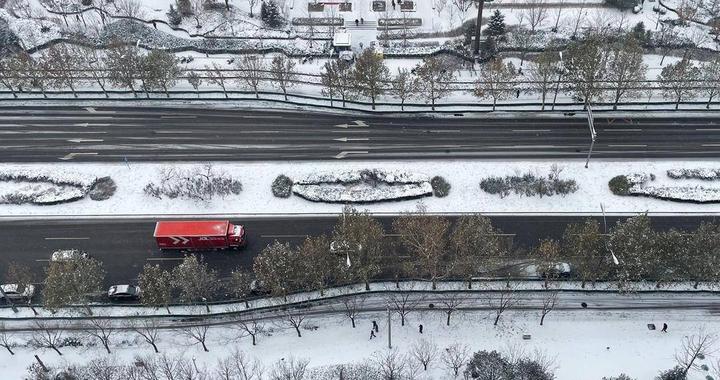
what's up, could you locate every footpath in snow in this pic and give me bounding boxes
[3,159,720,217]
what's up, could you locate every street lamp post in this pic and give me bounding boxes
[551,51,564,111]
[600,203,620,265]
[585,104,596,168]
[387,303,392,349]
[473,0,486,55]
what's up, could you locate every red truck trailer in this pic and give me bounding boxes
[154,220,246,251]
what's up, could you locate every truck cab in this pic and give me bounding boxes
[229,223,246,248]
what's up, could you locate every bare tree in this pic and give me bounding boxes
[488,285,518,326]
[528,48,561,111]
[511,28,534,68]
[31,320,65,356]
[115,0,145,18]
[138,264,173,314]
[659,58,701,110]
[298,235,336,296]
[247,0,259,17]
[0,323,15,355]
[354,49,390,110]
[332,207,385,290]
[83,356,124,380]
[269,356,309,380]
[126,318,162,353]
[387,290,425,326]
[474,58,516,111]
[539,283,559,326]
[78,46,109,98]
[340,295,366,328]
[207,62,231,98]
[449,214,507,289]
[284,308,307,338]
[392,207,450,289]
[523,0,548,33]
[43,45,85,98]
[441,292,465,326]
[414,56,455,110]
[535,238,562,287]
[236,55,265,99]
[143,49,181,98]
[701,56,720,109]
[183,324,211,352]
[230,270,254,308]
[373,349,409,380]
[564,34,608,108]
[105,42,144,97]
[391,68,417,111]
[270,55,297,101]
[411,338,439,371]
[321,60,356,108]
[441,343,471,377]
[0,57,21,98]
[82,317,116,354]
[187,71,203,98]
[606,36,647,110]
[216,349,265,380]
[562,218,609,288]
[675,330,718,376]
[434,0,448,15]
[233,318,265,346]
[5,261,37,314]
[551,0,565,31]
[451,0,473,14]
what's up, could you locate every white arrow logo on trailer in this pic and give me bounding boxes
[170,236,181,244]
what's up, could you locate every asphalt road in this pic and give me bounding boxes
[1,215,717,285]
[1,106,720,162]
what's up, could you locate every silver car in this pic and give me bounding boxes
[0,283,35,301]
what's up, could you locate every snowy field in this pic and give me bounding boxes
[2,159,720,217]
[1,308,718,380]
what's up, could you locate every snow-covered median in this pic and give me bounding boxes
[611,169,720,204]
[0,167,110,205]
[4,160,720,217]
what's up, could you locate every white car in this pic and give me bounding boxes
[0,284,35,301]
[50,249,89,261]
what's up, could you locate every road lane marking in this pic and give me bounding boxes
[512,129,551,132]
[160,115,197,119]
[697,129,720,131]
[333,137,370,142]
[155,130,194,134]
[335,151,369,159]
[59,152,99,160]
[240,115,285,119]
[146,258,185,261]
[701,144,720,147]
[67,139,104,143]
[260,234,309,238]
[607,144,647,148]
[429,130,461,133]
[35,259,50,262]
[335,120,368,128]
[602,128,642,132]
[44,237,90,240]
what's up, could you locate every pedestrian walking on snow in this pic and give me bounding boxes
[661,323,668,333]
[372,320,379,333]
[355,19,359,26]
[361,17,364,24]
[370,330,376,339]
[419,324,423,334]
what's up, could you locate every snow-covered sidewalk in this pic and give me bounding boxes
[3,159,720,218]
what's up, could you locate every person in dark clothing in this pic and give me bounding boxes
[516,89,520,98]
[419,324,423,334]
[661,323,668,333]
[370,330,376,339]
[372,321,379,332]
[361,17,364,24]
[355,19,359,26]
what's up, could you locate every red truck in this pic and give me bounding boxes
[154,220,246,251]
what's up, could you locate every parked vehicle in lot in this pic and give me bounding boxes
[154,220,246,251]
[50,249,89,261]
[541,262,573,279]
[0,283,35,301]
[107,285,142,301]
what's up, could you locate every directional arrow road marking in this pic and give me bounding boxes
[334,151,369,159]
[84,107,116,114]
[333,137,370,142]
[67,139,104,143]
[74,123,112,127]
[59,152,99,161]
[335,120,369,128]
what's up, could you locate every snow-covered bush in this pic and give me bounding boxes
[291,17,343,26]
[144,165,242,202]
[88,177,116,201]
[608,175,632,195]
[0,168,108,205]
[292,169,433,203]
[667,168,720,180]
[431,176,451,197]
[480,167,578,198]
[611,171,720,203]
[272,174,293,198]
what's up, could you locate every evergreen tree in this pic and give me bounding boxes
[167,5,182,26]
[261,0,282,28]
[486,10,506,37]
[656,366,687,380]
[176,0,192,16]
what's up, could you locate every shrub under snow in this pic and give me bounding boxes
[430,176,451,197]
[667,168,720,180]
[0,168,105,205]
[272,174,293,198]
[480,166,578,198]
[292,169,433,203]
[144,165,242,202]
[610,171,720,203]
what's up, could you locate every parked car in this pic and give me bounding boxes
[541,262,573,279]
[107,285,142,301]
[0,283,35,301]
[50,249,89,261]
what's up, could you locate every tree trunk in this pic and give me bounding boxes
[707,93,715,109]
[675,94,681,110]
[446,311,451,326]
[225,0,230,10]
[431,97,435,111]
[342,97,346,108]
[371,95,376,110]
[166,306,171,314]
[432,279,437,290]
[283,88,288,101]
[613,92,621,110]
[351,317,356,328]
[400,100,404,111]
[201,341,209,352]
[103,341,111,354]
[164,85,170,98]
[540,312,546,325]
[294,325,302,337]
[3,346,14,355]
[492,97,496,111]
[254,88,259,99]
[401,315,405,326]
[222,87,228,99]
[151,342,159,353]
[467,278,472,289]
[51,345,63,356]
[365,279,370,291]
[540,91,546,111]
[69,83,77,98]
[493,313,501,326]
[251,333,256,345]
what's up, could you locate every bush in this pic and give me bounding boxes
[480,168,578,198]
[603,375,636,380]
[605,0,639,9]
[430,176,451,197]
[167,5,182,26]
[657,366,687,380]
[608,175,632,195]
[88,177,116,201]
[144,165,242,202]
[272,175,293,198]
[81,0,93,6]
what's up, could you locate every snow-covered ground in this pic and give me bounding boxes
[2,160,720,217]
[1,307,718,380]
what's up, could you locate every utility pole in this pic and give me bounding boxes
[551,51,564,111]
[473,0,487,55]
[585,104,596,168]
[387,304,392,349]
